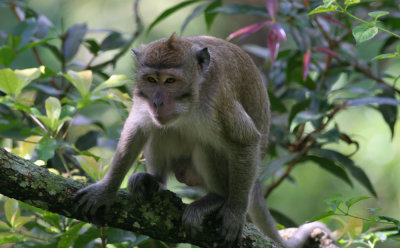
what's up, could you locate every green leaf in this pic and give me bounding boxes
[362,220,373,232]
[0,68,19,96]
[93,74,132,93]
[18,38,54,54]
[0,220,10,230]
[147,0,204,35]
[345,196,371,209]
[210,4,268,17]
[307,155,353,187]
[14,67,41,90]
[181,4,208,34]
[262,153,299,180]
[372,53,398,60]
[64,70,93,98]
[309,210,334,222]
[84,39,100,55]
[352,25,378,43]
[45,97,61,130]
[14,216,32,229]
[346,97,400,107]
[308,5,336,15]
[63,23,87,62]
[43,212,61,231]
[0,46,16,66]
[291,110,323,130]
[36,136,58,162]
[344,0,360,8]
[12,18,37,49]
[310,148,377,197]
[397,45,400,54]
[4,199,19,227]
[74,155,101,180]
[58,222,85,248]
[204,0,222,30]
[100,32,128,51]
[368,11,389,19]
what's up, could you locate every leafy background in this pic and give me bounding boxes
[0,0,400,247]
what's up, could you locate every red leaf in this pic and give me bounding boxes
[266,0,279,21]
[302,0,310,9]
[227,21,272,41]
[270,23,287,41]
[267,28,280,66]
[319,15,348,30]
[303,49,311,81]
[313,46,339,58]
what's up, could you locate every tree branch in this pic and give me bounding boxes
[0,148,282,248]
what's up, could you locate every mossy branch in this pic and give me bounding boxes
[0,147,282,248]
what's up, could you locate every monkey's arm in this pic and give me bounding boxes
[218,101,261,243]
[75,110,148,216]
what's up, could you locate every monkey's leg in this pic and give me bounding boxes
[182,193,224,237]
[127,172,165,201]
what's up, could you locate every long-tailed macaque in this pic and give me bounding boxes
[75,34,329,247]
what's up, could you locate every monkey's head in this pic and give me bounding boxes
[133,34,210,126]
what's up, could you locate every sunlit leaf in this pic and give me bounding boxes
[14,216,32,229]
[368,11,389,19]
[147,0,204,34]
[372,53,398,60]
[4,199,19,227]
[14,67,41,89]
[0,220,10,230]
[45,97,61,129]
[74,155,101,180]
[64,70,93,98]
[93,74,132,93]
[352,25,378,43]
[308,5,336,15]
[266,0,279,21]
[0,68,19,96]
[344,0,360,8]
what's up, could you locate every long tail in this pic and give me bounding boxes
[248,180,332,248]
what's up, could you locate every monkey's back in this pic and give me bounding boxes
[186,36,271,156]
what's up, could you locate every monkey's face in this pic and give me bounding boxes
[136,69,194,126]
[133,34,208,127]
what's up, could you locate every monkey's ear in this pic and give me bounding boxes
[196,47,210,71]
[131,49,140,57]
[167,33,178,48]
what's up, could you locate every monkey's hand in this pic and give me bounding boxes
[217,203,246,246]
[74,181,117,221]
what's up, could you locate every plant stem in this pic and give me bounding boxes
[335,1,400,39]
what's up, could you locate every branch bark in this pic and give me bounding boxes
[0,147,282,248]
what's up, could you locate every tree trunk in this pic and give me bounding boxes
[0,147,282,248]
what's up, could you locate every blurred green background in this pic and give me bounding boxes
[1,0,399,247]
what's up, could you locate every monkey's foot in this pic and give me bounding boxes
[217,204,245,246]
[127,172,163,201]
[182,193,224,237]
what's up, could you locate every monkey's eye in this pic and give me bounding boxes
[165,78,176,84]
[147,77,157,83]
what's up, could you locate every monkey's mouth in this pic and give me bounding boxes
[152,113,178,125]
